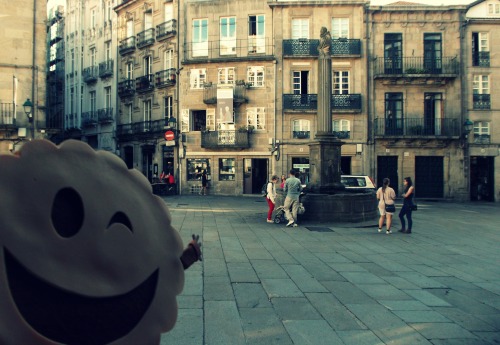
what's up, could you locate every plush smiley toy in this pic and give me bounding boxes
[0,140,201,345]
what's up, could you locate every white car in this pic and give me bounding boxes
[341,175,376,191]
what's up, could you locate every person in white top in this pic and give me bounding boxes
[266,175,279,223]
[376,177,396,234]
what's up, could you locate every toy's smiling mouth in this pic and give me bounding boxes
[4,248,158,344]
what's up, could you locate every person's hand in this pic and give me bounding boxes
[180,234,203,269]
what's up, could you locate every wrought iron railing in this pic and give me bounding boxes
[292,131,310,139]
[474,134,490,144]
[137,28,155,49]
[374,56,459,76]
[332,94,362,111]
[156,69,176,88]
[99,60,113,78]
[283,38,361,56]
[119,36,135,55]
[283,94,317,110]
[118,79,135,97]
[203,84,247,104]
[201,130,250,148]
[82,66,98,83]
[81,111,97,127]
[473,94,490,110]
[185,38,273,60]
[472,51,490,67]
[136,74,154,93]
[116,119,167,138]
[283,94,361,111]
[156,19,177,40]
[97,108,113,123]
[0,103,15,126]
[374,117,460,137]
[333,131,350,139]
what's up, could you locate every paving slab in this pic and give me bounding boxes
[239,308,293,345]
[233,282,272,308]
[282,320,344,345]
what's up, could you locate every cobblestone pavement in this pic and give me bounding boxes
[159,195,500,345]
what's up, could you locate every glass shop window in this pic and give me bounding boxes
[219,158,235,181]
[187,158,211,181]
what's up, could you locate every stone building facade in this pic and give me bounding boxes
[270,0,369,185]
[63,0,118,151]
[368,3,467,199]
[0,0,47,153]
[44,0,497,201]
[114,0,179,181]
[463,0,500,202]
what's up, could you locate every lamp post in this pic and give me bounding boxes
[462,119,473,201]
[23,98,34,139]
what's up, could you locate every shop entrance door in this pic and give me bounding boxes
[243,158,268,194]
[470,156,494,201]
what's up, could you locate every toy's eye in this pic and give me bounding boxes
[51,187,84,238]
[108,212,133,232]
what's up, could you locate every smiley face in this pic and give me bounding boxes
[0,140,184,344]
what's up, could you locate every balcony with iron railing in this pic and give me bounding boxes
[0,103,15,127]
[184,38,274,62]
[99,60,113,78]
[81,111,98,127]
[156,19,177,41]
[374,117,460,138]
[472,51,490,67]
[292,131,310,139]
[332,94,362,112]
[473,94,491,110]
[373,57,459,77]
[137,28,155,49]
[119,36,135,55]
[116,119,167,139]
[83,66,98,84]
[203,83,247,105]
[283,94,362,112]
[118,79,135,98]
[201,130,250,149]
[156,68,176,88]
[97,108,113,124]
[283,38,361,57]
[474,134,490,144]
[333,131,350,139]
[136,74,154,93]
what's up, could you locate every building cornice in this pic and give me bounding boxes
[114,0,139,13]
[268,0,368,8]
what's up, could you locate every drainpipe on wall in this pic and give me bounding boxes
[31,0,37,138]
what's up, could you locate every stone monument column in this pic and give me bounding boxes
[308,27,344,193]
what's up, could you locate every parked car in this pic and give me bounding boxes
[341,175,376,192]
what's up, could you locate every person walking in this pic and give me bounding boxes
[200,170,208,195]
[376,177,396,234]
[280,175,286,189]
[283,169,302,227]
[398,177,415,234]
[266,175,279,223]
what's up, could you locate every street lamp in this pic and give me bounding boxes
[168,116,177,129]
[463,119,473,137]
[23,98,34,140]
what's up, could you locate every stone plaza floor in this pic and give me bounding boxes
[159,195,500,345]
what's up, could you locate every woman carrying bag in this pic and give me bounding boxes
[376,177,396,234]
[398,177,415,234]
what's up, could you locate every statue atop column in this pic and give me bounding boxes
[318,27,331,56]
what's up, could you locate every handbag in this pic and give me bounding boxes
[411,203,418,211]
[382,191,395,213]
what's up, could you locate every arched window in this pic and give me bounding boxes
[292,119,310,139]
[333,119,350,139]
